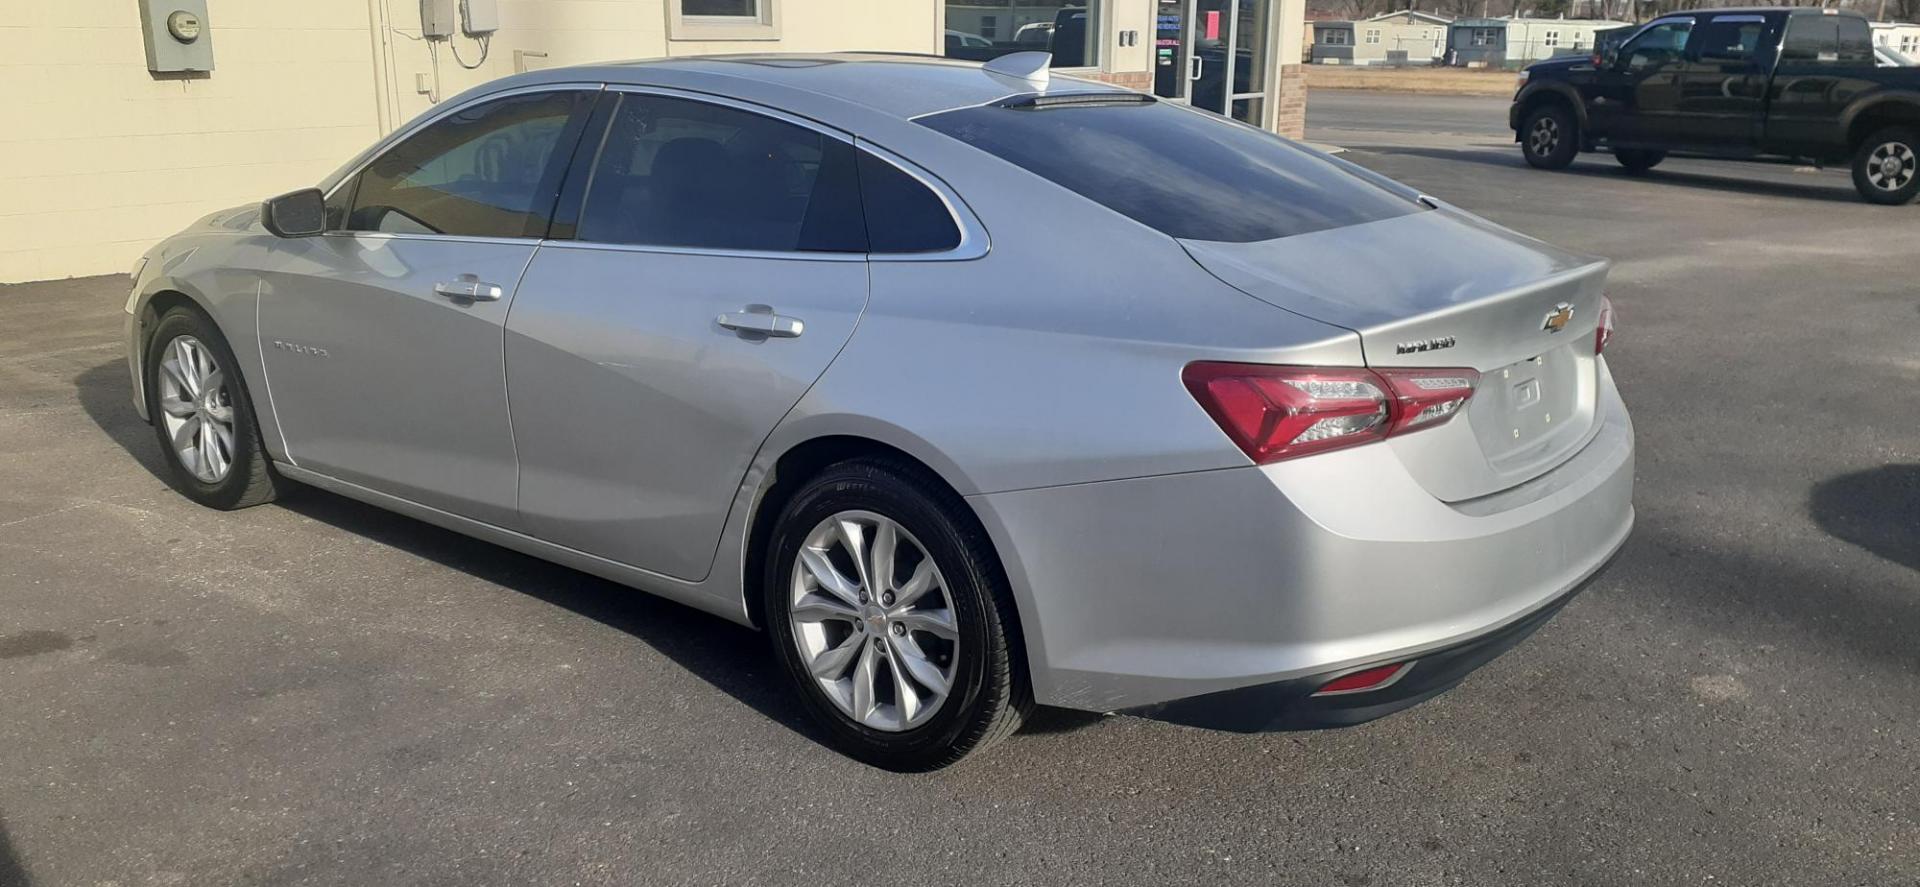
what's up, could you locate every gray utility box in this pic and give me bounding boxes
[138,0,215,73]
[420,0,456,39]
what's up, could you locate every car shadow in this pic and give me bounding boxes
[1809,465,1920,572]
[277,486,833,742]
[73,360,828,745]
[71,360,1102,754]
[1362,144,1862,205]
[0,813,30,887]
[73,361,173,484]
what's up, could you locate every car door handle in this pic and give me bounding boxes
[433,278,504,302]
[717,306,804,339]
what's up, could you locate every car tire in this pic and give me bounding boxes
[1521,104,1579,170]
[1614,148,1666,174]
[145,306,284,510]
[1851,126,1920,205]
[763,457,1030,771]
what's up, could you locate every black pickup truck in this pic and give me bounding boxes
[1510,7,1920,204]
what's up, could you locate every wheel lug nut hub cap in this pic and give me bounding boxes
[788,511,960,733]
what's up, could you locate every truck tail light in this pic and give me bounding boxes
[1182,363,1480,465]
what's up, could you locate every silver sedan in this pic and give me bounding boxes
[124,53,1633,770]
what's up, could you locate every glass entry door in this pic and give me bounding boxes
[1152,1,1192,103]
[1153,0,1271,127]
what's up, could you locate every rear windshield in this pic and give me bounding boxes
[918,98,1422,243]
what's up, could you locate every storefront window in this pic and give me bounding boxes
[944,2,1103,68]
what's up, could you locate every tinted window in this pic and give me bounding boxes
[1781,16,1875,64]
[347,91,586,238]
[324,179,355,231]
[683,0,757,14]
[918,99,1420,243]
[1693,18,1765,62]
[857,151,961,253]
[577,94,866,253]
[1625,20,1692,69]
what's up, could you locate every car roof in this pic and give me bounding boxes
[503,53,1132,120]
[1656,6,1866,17]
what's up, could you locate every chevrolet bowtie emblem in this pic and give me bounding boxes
[1542,302,1574,333]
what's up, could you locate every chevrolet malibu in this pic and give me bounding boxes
[124,53,1634,771]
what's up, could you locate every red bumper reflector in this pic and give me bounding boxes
[1312,662,1414,696]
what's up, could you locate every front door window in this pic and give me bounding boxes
[343,91,589,238]
[1625,20,1694,71]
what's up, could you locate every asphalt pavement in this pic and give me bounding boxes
[1309,88,1517,139]
[2,91,1917,887]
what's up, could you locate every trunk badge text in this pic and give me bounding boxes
[1541,302,1575,333]
[1394,335,1457,355]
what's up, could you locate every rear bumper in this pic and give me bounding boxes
[969,361,1634,719]
[1121,559,1609,731]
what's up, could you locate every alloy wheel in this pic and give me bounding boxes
[155,335,236,484]
[1865,141,1916,192]
[788,510,960,732]
[1529,117,1560,156]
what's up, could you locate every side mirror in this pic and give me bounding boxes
[261,188,326,238]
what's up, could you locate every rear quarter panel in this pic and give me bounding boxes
[765,109,1366,496]
[1766,65,1908,156]
[758,107,1372,691]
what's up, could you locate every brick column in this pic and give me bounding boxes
[1088,70,1154,91]
[1270,0,1308,139]
[1273,64,1306,140]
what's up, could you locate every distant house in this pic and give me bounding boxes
[1873,21,1920,56]
[1312,10,1453,66]
[1447,17,1629,68]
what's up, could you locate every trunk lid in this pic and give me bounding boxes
[1182,206,1610,502]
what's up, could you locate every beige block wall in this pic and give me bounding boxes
[0,0,938,284]
[369,0,938,147]
[0,0,1300,284]
[0,1,385,284]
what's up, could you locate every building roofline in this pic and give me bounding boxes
[1360,9,1454,24]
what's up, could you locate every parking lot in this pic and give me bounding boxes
[2,90,1917,886]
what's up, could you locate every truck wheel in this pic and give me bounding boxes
[1521,104,1578,170]
[1852,127,1920,205]
[1614,149,1666,174]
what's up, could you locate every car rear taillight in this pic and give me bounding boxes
[1312,661,1414,696]
[1377,369,1479,436]
[1182,362,1480,465]
[1595,295,1615,355]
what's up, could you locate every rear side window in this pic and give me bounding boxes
[1692,17,1766,63]
[1781,16,1875,64]
[346,91,588,238]
[917,99,1420,243]
[577,93,866,253]
[857,151,961,253]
